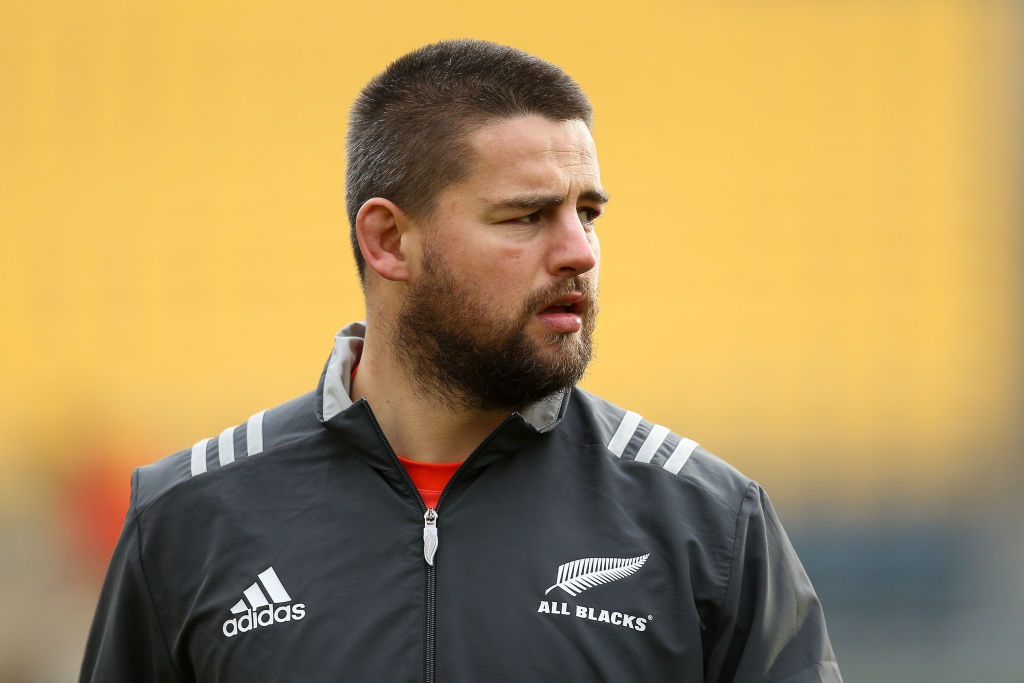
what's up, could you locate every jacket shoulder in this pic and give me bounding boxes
[569,388,754,513]
[133,391,321,511]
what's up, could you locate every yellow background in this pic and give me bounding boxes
[1,1,1021,679]
[3,0,1020,509]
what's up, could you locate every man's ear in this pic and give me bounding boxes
[355,198,415,282]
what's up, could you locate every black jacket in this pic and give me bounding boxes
[81,322,842,682]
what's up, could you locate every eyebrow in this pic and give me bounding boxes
[492,189,610,211]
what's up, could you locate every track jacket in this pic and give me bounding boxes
[81,322,842,682]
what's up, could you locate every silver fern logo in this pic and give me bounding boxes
[544,554,650,597]
[537,554,653,632]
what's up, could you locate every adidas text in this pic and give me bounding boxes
[222,604,306,637]
[537,600,648,632]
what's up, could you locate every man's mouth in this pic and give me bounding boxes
[536,293,587,333]
[540,303,581,314]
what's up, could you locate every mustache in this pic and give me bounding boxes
[523,276,597,314]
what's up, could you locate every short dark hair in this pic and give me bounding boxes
[345,39,594,283]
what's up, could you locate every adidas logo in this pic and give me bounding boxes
[221,567,305,638]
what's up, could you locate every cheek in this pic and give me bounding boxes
[480,245,533,279]
[462,256,527,298]
[457,239,546,297]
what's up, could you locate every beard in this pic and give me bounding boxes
[391,248,598,413]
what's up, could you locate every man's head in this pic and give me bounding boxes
[348,42,606,412]
[345,39,593,283]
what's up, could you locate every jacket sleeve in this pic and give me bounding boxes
[79,473,187,683]
[704,482,842,682]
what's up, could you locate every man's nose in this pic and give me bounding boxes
[548,211,598,276]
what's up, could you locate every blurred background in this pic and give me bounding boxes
[1,0,1021,680]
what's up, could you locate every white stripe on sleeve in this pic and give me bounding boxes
[607,411,643,457]
[218,426,236,468]
[190,438,210,477]
[663,438,698,475]
[634,424,671,463]
[246,410,266,456]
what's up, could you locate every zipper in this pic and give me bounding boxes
[423,512,439,682]
[424,544,438,683]
[420,418,513,683]
[423,508,439,565]
[361,401,514,683]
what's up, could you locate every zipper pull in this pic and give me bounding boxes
[423,508,439,566]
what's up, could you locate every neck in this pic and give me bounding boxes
[350,325,510,464]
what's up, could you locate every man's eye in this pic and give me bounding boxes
[512,211,542,224]
[578,207,602,225]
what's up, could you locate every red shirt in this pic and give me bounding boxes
[396,455,460,509]
[353,364,460,508]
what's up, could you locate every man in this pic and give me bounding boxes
[82,39,842,682]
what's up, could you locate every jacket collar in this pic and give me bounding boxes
[314,321,569,433]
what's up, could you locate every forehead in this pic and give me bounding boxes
[458,115,602,197]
